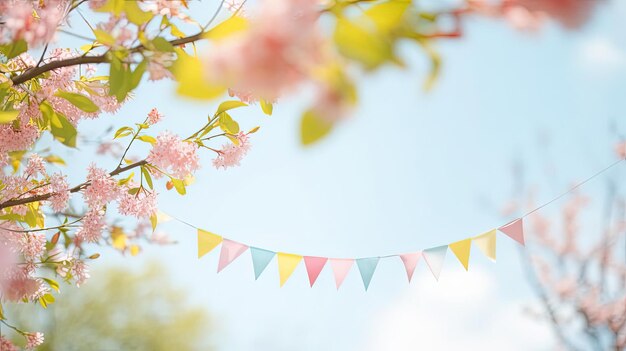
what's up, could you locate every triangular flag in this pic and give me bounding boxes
[449,239,472,271]
[250,247,275,280]
[499,218,525,245]
[356,257,380,291]
[399,253,421,282]
[277,252,302,287]
[422,245,448,281]
[330,258,354,289]
[473,229,496,262]
[197,229,222,259]
[303,256,328,287]
[217,239,248,272]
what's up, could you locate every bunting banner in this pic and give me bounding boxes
[188,157,626,290]
[194,220,524,289]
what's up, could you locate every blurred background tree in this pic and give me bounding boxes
[3,262,212,351]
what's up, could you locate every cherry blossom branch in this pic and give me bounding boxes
[0,160,147,210]
[10,32,206,85]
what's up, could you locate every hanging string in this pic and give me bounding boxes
[167,157,625,259]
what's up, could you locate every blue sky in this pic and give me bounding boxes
[52,1,626,349]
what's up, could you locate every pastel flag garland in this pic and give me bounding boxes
[184,156,624,289]
[330,259,354,289]
[399,253,421,282]
[498,218,524,245]
[356,257,380,291]
[197,229,222,259]
[449,238,472,271]
[218,239,249,272]
[250,247,275,280]
[304,256,328,287]
[473,229,497,262]
[277,253,302,287]
[422,245,448,281]
[195,217,527,288]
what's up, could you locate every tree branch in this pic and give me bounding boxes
[10,32,205,86]
[0,160,147,210]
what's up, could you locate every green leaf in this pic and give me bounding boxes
[54,91,100,113]
[44,155,66,166]
[171,178,186,195]
[124,1,153,25]
[93,29,116,47]
[218,112,240,134]
[0,39,27,59]
[0,302,4,320]
[109,56,132,102]
[40,102,77,147]
[215,100,247,116]
[141,167,154,189]
[150,212,158,232]
[260,100,273,115]
[0,110,19,124]
[114,126,135,139]
[94,0,125,16]
[204,16,248,41]
[174,54,225,100]
[333,18,391,69]
[130,60,147,91]
[151,37,175,52]
[300,110,334,146]
[364,0,410,33]
[42,278,60,293]
[136,135,156,144]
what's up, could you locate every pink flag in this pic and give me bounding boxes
[217,239,249,272]
[304,256,328,287]
[498,218,525,246]
[330,258,354,289]
[399,253,421,282]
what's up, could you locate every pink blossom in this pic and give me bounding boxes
[76,209,106,243]
[147,53,175,81]
[18,233,46,260]
[11,205,28,216]
[25,154,46,177]
[503,6,547,32]
[143,0,186,17]
[0,336,18,351]
[203,0,322,101]
[0,123,40,153]
[25,332,44,350]
[83,164,120,208]
[118,186,158,218]
[147,131,200,179]
[1,2,64,47]
[96,16,134,47]
[147,108,164,125]
[468,0,598,30]
[88,0,107,10]
[212,132,251,169]
[96,141,124,158]
[2,276,43,302]
[48,172,70,212]
[72,259,90,287]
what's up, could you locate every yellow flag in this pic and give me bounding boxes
[197,229,223,259]
[473,229,496,262]
[449,238,472,271]
[277,252,302,287]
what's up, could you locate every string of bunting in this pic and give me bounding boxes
[173,158,624,290]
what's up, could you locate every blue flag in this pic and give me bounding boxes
[250,247,275,280]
